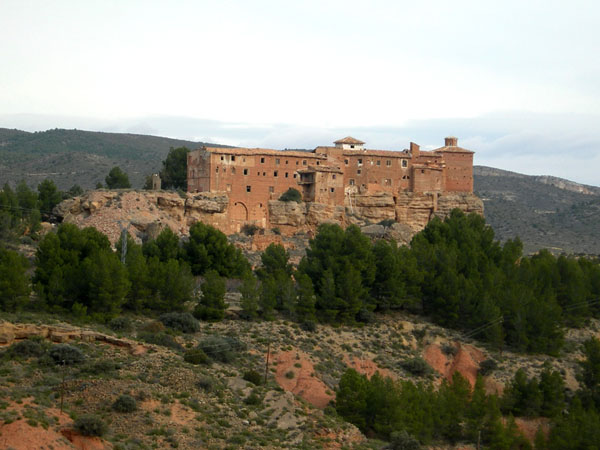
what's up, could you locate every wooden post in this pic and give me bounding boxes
[264,342,271,385]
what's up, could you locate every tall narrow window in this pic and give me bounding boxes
[243,169,248,175]
[246,186,251,192]
[260,157,265,163]
[402,160,408,168]
[274,171,278,177]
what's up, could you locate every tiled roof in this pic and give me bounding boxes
[433,146,474,154]
[200,147,325,159]
[334,136,365,145]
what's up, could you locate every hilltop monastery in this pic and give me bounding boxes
[186,136,477,233]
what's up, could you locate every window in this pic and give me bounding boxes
[421,169,425,173]
[330,187,335,192]
[402,160,408,168]
[226,184,231,192]
[384,179,391,185]
[269,186,274,193]
[332,174,336,179]
[293,173,297,178]
[344,159,349,165]
[231,155,236,161]
[376,160,381,166]
[358,159,363,166]
[216,167,219,173]
[316,161,320,165]
[296,161,299,165]
[231,167,235,174]
[274,171,278,177]
[220,156,224,161]
[243,169,248,175]
[246,186,251,192]
[303,160,307,165]
[357,169,362,174]
[350,144,355,149]
[263,172,266,176]
[349,179,355,186]
[285,160,289,164]
[275,158,280,165]
[386,160,392,166]
[260,157,265,163]
[285,172,289,178]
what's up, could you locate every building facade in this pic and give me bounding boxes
[187,136,474,230]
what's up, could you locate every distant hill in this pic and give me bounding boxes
[474,166,600,255]
[1,128,598,254]
[0,128,229,190]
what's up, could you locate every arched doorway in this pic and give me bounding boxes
[231,202,248,232]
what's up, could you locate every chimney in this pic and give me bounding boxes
[445,136,458,147]
[410,142,420,157]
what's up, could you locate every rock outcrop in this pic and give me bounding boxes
[53,189,483,245]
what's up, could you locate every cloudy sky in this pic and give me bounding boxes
[1,0,599,185]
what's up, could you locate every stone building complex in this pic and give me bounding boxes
[187,137,481,234]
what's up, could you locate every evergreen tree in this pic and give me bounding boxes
[295,272,316,323]
[194,270,227,321]
[160,146,189,190]
[0,247,30,310]
[37,178,62,216]
[105,166,131,189]
[239,273,260,320]
[142,227,181,262]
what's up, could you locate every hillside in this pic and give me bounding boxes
[474,166,600,255]
[0,128,227,190]
[1,128,599,255]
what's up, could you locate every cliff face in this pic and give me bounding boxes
[54,190,483,245]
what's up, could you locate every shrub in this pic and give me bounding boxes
[479,359,498,376]
[244,392,261,405]
[159,312,200,334]
[300,321,316,332]
[389,430,421,450]
[378,219,396,228]
[7,340,45,358]
[112,394,137,413]
[139,321,166,333]
[184,348,209,365]
[74,415,107,436]
[241,224,259,236]
[108,317,132,332]
[441,343,458,356]
[243,370,263,386]
[285,370,295,379]
[138,332,182,351]
[271,227,281,235]
[401,357,431,376]
[48,344,85,365]
[196,376,215,392]
[198,335,245,364]
[279,188,302,203]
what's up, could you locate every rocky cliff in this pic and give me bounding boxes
[53,189,483,246]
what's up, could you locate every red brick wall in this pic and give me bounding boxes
[438,152,473,192]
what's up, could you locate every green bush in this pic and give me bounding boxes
[159,312,200,334]
[389,430,421,450]
[198,335,244,364]
[300,321,317,332]
[378,219,396,228]
[241,223,260,236]
[401,357,431,376]
[48,344,85,365]
[244,392,262,405]
[243,370,263,386]
[139,321,166,333]
[108,317,132,332]
[196,376,215,392]
[7,340,46,358]
[479,359,498,376]
[74,415,107,436]
[285,370,295,379]
[112,394,137,413]
[279,188,302,202]
[138,332,182,351]
[184,348,209,365]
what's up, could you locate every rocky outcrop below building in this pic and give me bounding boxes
[53,189,483,246]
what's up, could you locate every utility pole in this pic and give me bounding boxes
[60,359,66,413]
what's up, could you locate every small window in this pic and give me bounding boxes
[358,159,362,166]
[384,179,391,185]
[257,171,260,176]
[243,157,246,162]
[285,160,289,164]
[274,171,278,177]
[269,186,274,193]
[421,169,425,174]
[231,167,236,174]
[296,161,299,165]
[223,167,226,173]
[349,179,355,186]
[243,169,248,175]
[402,160,408,168]
[350,144,355,149]
[275,158,280,165]
[357,169,362,174]
[332,174,336,179]
[220,156,224,161]
[231,155,236,161]
[226,184,231,192]
[376,160,381,166]
[216,167,219,173]
[344,159,349,165]
[285,172,289,178]
[260,157,265,163]
[246,186,251,192]
[386,160,392,166]
[316,161,320,165]
[303,160,307,165]
[330,187,335,193]
[263,172,266,176]
[293,174,297,178]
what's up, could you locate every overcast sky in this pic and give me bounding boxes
[1,0,599,185]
